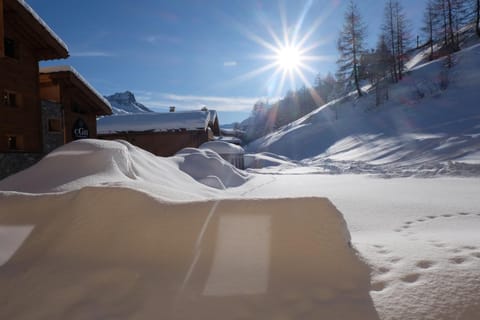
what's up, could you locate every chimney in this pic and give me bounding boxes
[169,106,175,112]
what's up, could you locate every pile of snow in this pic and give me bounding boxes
[105,91,152,115]
[244,152,297,169]
[0,196,378,319]
[247,43,480,177]
[174,147,249,189]
[199,141,244,155]
[0,139,218,200]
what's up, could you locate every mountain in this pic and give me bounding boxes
[105,91,153,115]
[246,40,480,177]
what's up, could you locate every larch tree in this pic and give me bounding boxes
[382,0,410,82]
[337,0,367,97]
[383,0,398,82]
[422,0,436,60]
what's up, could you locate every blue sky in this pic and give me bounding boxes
[30,0,426,124]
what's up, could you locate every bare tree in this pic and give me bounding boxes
[423,0,436,60]
[383,0,398,82]
[337,1,367,97]
[382,0,410,82]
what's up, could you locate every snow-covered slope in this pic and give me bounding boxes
[246,43,480,176]
[105,91,152,115]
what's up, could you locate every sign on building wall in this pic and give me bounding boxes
[72,118,89,140]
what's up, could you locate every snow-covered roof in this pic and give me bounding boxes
[97,110,217,134]
[200,141,245,155]
[40,66,112,115]
[8,0,69,59]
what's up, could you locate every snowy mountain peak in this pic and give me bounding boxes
[105,91,153,115]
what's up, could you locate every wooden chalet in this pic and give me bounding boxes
[39,66,112,153]
[0,0,111,178]
[97,110,220,156]
[0,0,68,153]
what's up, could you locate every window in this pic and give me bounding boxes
[48,119,63,133]
[4,38,17,59]
[3,91,18,107]
[7,135,24,151]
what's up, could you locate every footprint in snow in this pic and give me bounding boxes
[371,281,387,292]
[401,273,421,283]
[416,260,435,269]
[470,252,480,259]
[449,256,469,265]
[395,212,478,236]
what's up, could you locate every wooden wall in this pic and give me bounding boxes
[99,131,210,157]
[0,0,4,57]
[40,80,98,144]
[0,11,42,153]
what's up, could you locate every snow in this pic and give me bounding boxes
[0,139,219,200]
[199,141,244,155]
[17,0,68,53]
[40,66,112,113]
[0,194,377,319]
[174,147,249,189]
[97,110,215,134]
[105,91,153,115]
[1,35,480,320]
[246,43,480,177]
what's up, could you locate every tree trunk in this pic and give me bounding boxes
[446,0,456,49]
[389,1,398,82]
[476,0,480,37]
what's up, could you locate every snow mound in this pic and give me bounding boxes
[0,139,218,200]
[199,141,244,155]
[0,195,378,319]
[174,148,249,189]
[244,152,297,169]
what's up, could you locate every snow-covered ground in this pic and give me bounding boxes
[1,139,479,319]
[1,40,480,320]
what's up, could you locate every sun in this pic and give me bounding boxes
[228,0,333,101]
[276,46,302,71]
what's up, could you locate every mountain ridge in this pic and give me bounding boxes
[105,91,153,115]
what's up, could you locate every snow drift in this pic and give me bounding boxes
[0,139,219,200]
[0,195,378,320]
[174,147,249,189]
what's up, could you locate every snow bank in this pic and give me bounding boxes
[0,139,218,200]
[244,152,297,169]
[174,148,249,189]
[199,141,244,155]
[0,195,378,319]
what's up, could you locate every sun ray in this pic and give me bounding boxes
[232,61,278,83]
[220,0,334,100]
